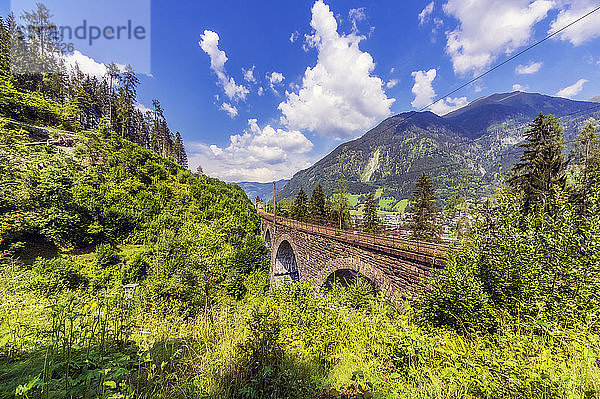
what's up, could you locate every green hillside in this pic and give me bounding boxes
[279,93,600,206]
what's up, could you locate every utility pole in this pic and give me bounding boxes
[273,181,277,223]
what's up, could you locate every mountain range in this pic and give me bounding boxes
[234,179,289,203]
[278,91,600,207]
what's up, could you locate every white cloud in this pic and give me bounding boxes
[63,51,108,78]
[411,68,468,115]
[442,0,554,75]
[187,119,314,182]
[242,65,256,83]
[419,2,435,26]
[257,86,264,96]
[267,71,285,94]
[220,102,239,118]
[199,30,249,101]
[269,72,285,84]
[515,61,543,74]
[556,78,588,98]
[549,0,600,45]
[386,79,399,88]
[209,145,223,156]
[266,72,285,95]
[61,51,129,81]
[349,7,366,32]
[512,83,529,91]
[290,31,299,43]
[278,0,395,138]
[135,103,153,114]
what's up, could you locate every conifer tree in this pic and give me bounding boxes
[508,113,567,214]
[309,184,326,224]
[293,187,308,221]
[21,3,60,75]
[410,172,439,240]
[0,17,10,78]
[571,120,600,215]
[174,132,188,168]
[106,62,120,128]
[363,193,381,233]
[116,65,139,139]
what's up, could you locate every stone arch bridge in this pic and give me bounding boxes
[258,210,447,302]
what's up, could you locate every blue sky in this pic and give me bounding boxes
[3,0,600,182]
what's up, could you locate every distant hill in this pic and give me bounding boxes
[589,96,600,103]
[279,91,600,207]
[444,91,594,139]
[235,179,289,202]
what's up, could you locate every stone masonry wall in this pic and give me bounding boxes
[261,218,436,302]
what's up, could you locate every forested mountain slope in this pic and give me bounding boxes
[0,14,188,167]
[235,179,289,202]
[279,91,600,203]
[0,120,266,302]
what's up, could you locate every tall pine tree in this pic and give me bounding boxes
[0,17,10,78]
[410,172,439,240]
[174,132,188,168]
[309,184,326,224]
[508,113,567,214]
[363,193,381,233]
[115,65,139,139]
[571,120,600,216]
[292,187,308,221]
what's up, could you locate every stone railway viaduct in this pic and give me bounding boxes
[258,210,446,302]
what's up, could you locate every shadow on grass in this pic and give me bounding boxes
[14,236,59,266]
[0,349,46,398]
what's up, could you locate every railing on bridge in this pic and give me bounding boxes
[258,209,448,260]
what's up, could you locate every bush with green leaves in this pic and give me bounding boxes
[419,188,600,333]
[215,305,315,399]
[30,257,87,294]
[119,252,148,284]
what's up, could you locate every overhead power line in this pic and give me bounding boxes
[419,4,600,114]
[301,5,600,184]
[357,4,600,145]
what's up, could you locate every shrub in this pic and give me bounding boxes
[30,257,87,294]
[218,306,314,399]
[224,271,247,300]
[119,252,148,284]
[419,189,600,333]
[94,243,121,269]
[417,251,498,334]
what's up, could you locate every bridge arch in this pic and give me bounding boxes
[323,268,378,294]
[272,237,300,285]
[258,210,443,304]
[315,255,395,299]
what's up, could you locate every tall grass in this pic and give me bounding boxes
[1,268,599,398]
